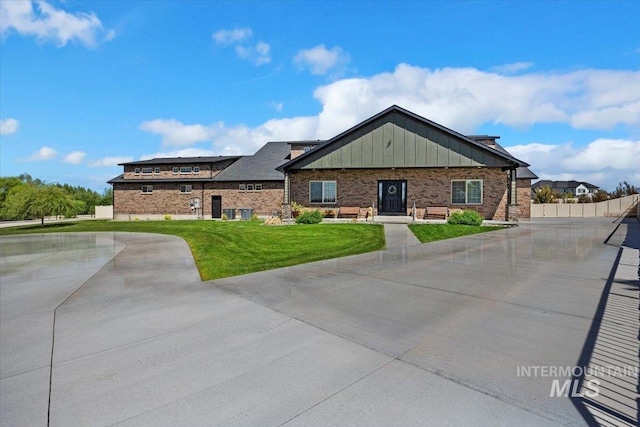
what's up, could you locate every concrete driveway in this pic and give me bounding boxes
[1,218,638,426]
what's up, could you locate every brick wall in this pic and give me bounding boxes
[289,168,522,220]
[113,181,283,218]
[122,159,237,180]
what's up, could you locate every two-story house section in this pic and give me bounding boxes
[108,156,241,220]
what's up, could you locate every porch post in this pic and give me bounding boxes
[507,169,519,222]
[282,173,292,219]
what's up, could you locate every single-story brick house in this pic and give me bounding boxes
[109,105,535,221]
[277,105,536,221]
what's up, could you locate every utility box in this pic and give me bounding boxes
[223,209,236,220]
[240,208,254,220]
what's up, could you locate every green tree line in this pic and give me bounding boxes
[0,174,112,224]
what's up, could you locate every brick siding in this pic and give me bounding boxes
[113,181,283,218]
[289,168,530,220]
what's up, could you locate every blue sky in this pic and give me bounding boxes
[1,0,639,192]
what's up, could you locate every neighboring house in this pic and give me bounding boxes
[532,180,600,199]
[109,105,536,221]
[278,105,534,221]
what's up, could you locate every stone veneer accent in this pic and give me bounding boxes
[289,168,530,220]
[113,181,283,219]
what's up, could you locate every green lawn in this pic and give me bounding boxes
[408,223,507,243]
[0,220,386,280]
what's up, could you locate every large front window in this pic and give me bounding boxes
[310,181,336,204]
[452,180,482,204]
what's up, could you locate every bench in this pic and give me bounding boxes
[339,207,361,218]
[425,206,448,219]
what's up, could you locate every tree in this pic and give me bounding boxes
[0,177,26,207]
[612,181,639,197]
[1,184,75,225]
[592,191,609,202]
[534,186,557,204]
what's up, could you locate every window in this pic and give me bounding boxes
[180,184,192,194]
[142,185,153,194]
[255,184,262,191]
[304,146,311,153]
[452,180,482,204]
[577,188,585,194]
[310,181,336,204]
[247,184,254,191]
[142,167,153,174]
[154,167,161,174]
[193,166,200,174]
[180,166,192,174]
[172,167,179,174]
[134,167,141,175]
[239,184,246,191]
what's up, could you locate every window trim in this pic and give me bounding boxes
[255,184,262,191]
[451,179,483,205]
[239,184,246,191]
[193,166,200,174]
[247,184,254,191]
[134,167,141,175]
[141,185,153,194]
[180,184,192,194]
[309,180,337,204]
[141,167,153,175]
[180,166,193,174]
[172,167,179,174]
[154,167,161,174]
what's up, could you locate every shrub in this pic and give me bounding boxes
[221,213,228,221]
[447,209,484,226]
[251,213,259,221]
[164,214,172,220]
[295,210,323,224]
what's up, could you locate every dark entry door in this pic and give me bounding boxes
[212,196,222,218]
[378,180,407,215]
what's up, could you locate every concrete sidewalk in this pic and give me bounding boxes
[1,218,638,426]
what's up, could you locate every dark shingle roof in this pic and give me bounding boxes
[213,141,291,182]
[119,156,241,166]
[532,180,600,190]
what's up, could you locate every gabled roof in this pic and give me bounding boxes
[213,141,291,181]
[278,105,528,172]
[119,156,241,166]
[532,180,599,190]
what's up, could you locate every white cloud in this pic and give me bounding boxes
[27,146,57,161]
[294,44,351,76]
[88,156,134,167]
[64,151,86,164]
[212,28,252,45]
[139,119,221,146]
[505,139,640,191]
[270,102,283,112]
[0,118,19,135]
[491,62,534,74]
[140,64,640,189]
[212,27,270,65]
[0,0,114,47]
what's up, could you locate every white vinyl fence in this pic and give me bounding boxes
[95,205,114,219]
[531,195,639,218]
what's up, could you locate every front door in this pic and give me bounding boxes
[378,180,407,215]
[212,196,222,218]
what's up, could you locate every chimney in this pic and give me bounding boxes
[468,135,500,149]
